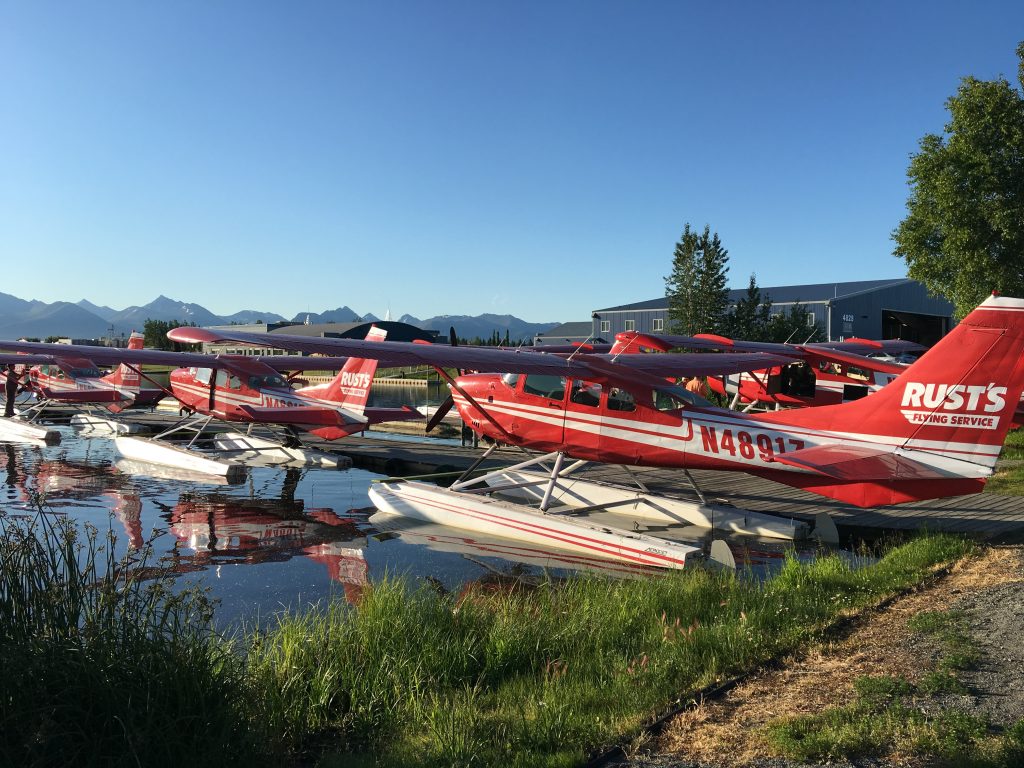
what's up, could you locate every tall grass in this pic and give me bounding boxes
[0,514,270,768]
[251,534,974,767]
[0,509,975,768]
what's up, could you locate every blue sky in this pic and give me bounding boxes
[2,1,1023,322]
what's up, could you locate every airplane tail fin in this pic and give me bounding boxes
[103,332,145,392]
[757,294,1024,479]
[304,327,387,412]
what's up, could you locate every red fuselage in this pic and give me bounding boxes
[169,366,365,440]
[450,372,992,508]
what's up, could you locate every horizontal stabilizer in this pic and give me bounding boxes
[363,406,424,425]
[38,388,128,404]
[768,443,950,481]
[236,405,353,427]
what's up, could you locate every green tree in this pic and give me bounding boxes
[721,274,773,340]
[143,319,199,351]
[893,41,1024,317]
[765,301,821,343]
[665,224,730,334]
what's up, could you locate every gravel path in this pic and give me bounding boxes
[601,545,1024,768]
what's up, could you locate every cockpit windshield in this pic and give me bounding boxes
[68,367,102,379]
[249,374,289,389]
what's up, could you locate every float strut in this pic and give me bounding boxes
[539,452,566,512]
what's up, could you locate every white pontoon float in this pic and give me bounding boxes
[212,431,352,469]
[114,436,247,482]
[369,480,701,569]
[0,416,61,445]
[368,448,820,570]
[70,413,143,434]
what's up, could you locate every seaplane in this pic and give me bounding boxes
[608,330,926,410]
[167,294,1024,570]
[0,327,421,478]
[0,332,167,442]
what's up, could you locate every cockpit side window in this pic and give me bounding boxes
[522,374,566,400]
[653,390,687,411]
[607,387,636,412]
[570,380,602,407]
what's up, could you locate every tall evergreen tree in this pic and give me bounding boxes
[665,224,730,334]
[765,301,821,343]
[721,273,772,340]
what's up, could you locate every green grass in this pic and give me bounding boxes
[764,607,1022,766]
[252,533,975,767]
[0,515,273,768]
[986,429,1024,494]
[0,511,979,768]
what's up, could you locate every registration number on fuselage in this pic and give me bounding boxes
[698,425,805,461]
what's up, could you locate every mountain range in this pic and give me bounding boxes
[0,293,560,343]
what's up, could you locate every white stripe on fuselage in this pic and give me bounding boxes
[453,394,998,478]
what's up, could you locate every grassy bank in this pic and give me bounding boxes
[0,514,975,767]
[764,609,1024,765]
[986,428,1024,494]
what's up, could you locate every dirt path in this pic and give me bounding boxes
[608,545,1024,768]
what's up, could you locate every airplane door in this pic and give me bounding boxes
[515,374,568,448]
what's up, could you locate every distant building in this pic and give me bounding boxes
[590,279,955,346]
[533,322,606,347]
[195,320,440,355]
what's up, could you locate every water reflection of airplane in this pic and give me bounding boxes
[0,444,145,547]
[161,471,369,600]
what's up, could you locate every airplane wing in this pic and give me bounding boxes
[621,333,924,362]
[0,340,359,374]
[0,353,62,366]
[767,443,950,481]
[0,340,221,368]
[166,327,794,380]
[810,339,926,356]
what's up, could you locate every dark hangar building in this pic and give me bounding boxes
[584,278,955,346]
[195,320,439,355]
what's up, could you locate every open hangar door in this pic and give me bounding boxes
[881,309,949,347]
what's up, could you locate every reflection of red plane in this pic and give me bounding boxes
[172,294,1024,511]
[0,446,144,547]
[168,490,369,601]
[609,331,924,409]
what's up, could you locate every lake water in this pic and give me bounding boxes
[0,423,846,628]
